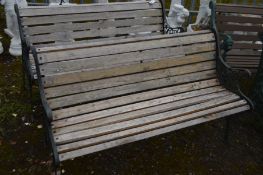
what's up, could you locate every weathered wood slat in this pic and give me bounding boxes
[58,104,249,161]
[53,89,230,135]
[217,15,263,24]
[52,79,220,119]
[232,43,262,50]
[22,9,161,26]
[54,94,242,145]
[227,49,261,56]
[216,4,263,15]
[31,33,161,48]
[36,30,212,53]
[40,46,214,76]
[218,24,263,33]
[227,60,260,64]
[19,1,162,17]
[42,48,215,87]
[47,70,216,109]
[37,33,215,64]
[52,86,225,127]
[24,17,163,35]
[45,58,215,98]
[28,25,163,44]
[226,56,260,61]
[230,34,261,42]
[228,63,259,68]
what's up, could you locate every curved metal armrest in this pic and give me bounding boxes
[218,55,254,110]
[232,68,252,79]
[218,55,252,79]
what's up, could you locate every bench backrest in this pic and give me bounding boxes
[33,31,217,118]
[216,4,263,72]
[16,1,165,47]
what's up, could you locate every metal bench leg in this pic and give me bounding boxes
[52,166,62,175]
[51,166,61,175]
[28,78,35,121]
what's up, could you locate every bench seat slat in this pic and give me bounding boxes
[54,93,243,145]
[55,94,239,143]
[52,79,220,119]
[53,88,229,135]
[58,104,249,161]
[52,86,226,128]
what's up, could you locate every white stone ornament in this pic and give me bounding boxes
[1,0,27,56]
[187,0,211,32]
[167,0,189,29]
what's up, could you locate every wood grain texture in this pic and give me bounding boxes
[19,1,162,17]
[53,89,230,135]
[216,4,263,15]
[52,79,220,119]
[54,94,242,145]
[58,104,249,161]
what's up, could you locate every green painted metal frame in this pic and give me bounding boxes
[209,0,254,109]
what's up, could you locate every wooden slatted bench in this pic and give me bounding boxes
[216,3,263,73]
[15,1,165,88]
[30,15,254,173]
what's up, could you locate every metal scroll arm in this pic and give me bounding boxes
[220,33,252,78]
[220,33,232,59]
[252,33,263,115]
[209,1,254,110]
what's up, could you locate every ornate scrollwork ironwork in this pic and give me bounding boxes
[209,1,254,109]
[165,23,185,34]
